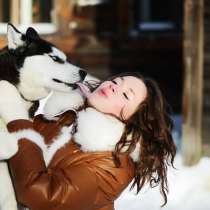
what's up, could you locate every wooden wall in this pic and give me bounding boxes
[203,0,210,155]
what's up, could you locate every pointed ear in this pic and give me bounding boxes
[26,27,40,40]
[77,82,92,98]
[7,23,24,50]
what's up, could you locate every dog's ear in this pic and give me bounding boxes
[26,27,40,41]
[7,23,24,50]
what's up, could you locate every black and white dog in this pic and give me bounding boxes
[0,23,87,210]
[0,23,87,118]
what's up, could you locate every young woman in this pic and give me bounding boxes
[0,72,176,210]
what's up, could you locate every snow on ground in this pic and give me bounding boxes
[115,154,210,210]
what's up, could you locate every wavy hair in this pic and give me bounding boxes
[109,72,176,206]
[85,72,176,206]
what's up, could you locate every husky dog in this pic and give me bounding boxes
[0,23,87,119]
[0,23,87,210]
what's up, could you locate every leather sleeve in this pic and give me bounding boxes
[7,120,98,210]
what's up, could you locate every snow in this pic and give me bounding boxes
[115,154,210,210]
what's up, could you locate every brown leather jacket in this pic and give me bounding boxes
[8,111,135,210]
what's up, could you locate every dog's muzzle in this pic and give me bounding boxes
[52,69,87,90]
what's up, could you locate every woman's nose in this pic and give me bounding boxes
[110,82,117,93]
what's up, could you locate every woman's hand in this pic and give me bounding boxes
[0,80,29,124]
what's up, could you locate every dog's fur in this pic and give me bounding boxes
[0,23,87,117]
[0,23,87,210]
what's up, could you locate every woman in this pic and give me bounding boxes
[1,72,176,210]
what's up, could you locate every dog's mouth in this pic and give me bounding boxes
[52,78,80,90]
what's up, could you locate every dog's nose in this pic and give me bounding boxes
[79,69,87,81]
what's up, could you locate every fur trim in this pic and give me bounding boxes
[1,108,140,164]
[74,108,125,152]
[13,129,46,153]
[0,126,73,166]
[0,107,140,162]
[43,107,140,163]
[44,125,73,166]
[0,128,46,160]
[74,108,140,162]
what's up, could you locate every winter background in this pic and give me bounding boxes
[115,115,210,210]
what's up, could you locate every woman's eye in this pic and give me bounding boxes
[123,92,129,100]
[112,80,117,84]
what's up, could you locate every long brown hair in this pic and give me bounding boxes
[85,72,176,206]
[110,72,176,206]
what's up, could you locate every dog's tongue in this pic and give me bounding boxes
[76,82,91,98]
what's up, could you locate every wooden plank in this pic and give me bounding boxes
[10,0,20,24]
[0,0,3,21]
[182,0,204,165]
[203,0,210,154]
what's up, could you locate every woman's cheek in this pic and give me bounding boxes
[113,100,125,112]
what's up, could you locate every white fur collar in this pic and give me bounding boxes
[74,108,140,162]
[15,107,140,165]
[74,107,125,152]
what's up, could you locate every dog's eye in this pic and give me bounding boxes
[49,55,65,64]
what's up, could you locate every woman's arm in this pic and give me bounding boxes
[7,120,98,210]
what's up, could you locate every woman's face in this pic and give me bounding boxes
[87,76,147,120]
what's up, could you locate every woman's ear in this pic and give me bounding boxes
[77,83,92,98]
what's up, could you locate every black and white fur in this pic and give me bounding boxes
[0,23,87,210]
[0,23,87,117]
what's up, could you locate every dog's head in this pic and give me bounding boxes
[7,23,87,100]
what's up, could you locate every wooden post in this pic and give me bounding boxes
[20,0,32,25]
[182,0,204,165]
[10,0,20,24]
[0,0,3,22]
[202,0,210,156]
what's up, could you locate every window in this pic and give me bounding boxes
[76,0,108,6]
[0,0,56,34]
[132,0,183,32]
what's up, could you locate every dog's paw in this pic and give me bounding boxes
[0,81,29,123]
[0,81,20,102]
[0,132,18,160]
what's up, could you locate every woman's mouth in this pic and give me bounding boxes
[98,88,108,97]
